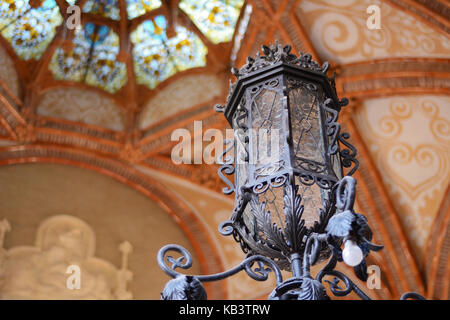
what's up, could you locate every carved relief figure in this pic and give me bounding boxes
[0,215,133,300]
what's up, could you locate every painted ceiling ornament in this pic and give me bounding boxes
[0,215,133,300]
[119,141,143,164]
[159,42,427,301]
[15,122,36,143]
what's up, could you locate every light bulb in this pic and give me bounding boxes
[342,239,363,267]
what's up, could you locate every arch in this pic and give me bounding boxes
[0,144,227,299]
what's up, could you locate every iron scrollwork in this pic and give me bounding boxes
[158,244,283,300]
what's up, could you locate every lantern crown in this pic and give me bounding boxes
[231,41,329,79]
[216,42,348,127]
[214,43,360,270]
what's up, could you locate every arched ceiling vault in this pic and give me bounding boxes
[0,0,449,300]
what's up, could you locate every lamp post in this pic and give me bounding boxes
[157,42,424,300]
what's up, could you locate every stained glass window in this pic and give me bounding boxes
[49,23,127,93]
[0,0,62,60]
[131,15,207,89]
[179,0,244,44]
[83,0,120,21]
[126,0,161,19]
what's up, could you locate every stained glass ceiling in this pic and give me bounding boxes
[49,23,128,93]
[131,15,207,89]
[0,0,247,93]
[0,0,61,60]
[180,0,244,44]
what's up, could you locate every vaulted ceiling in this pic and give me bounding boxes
[0,0,448,300]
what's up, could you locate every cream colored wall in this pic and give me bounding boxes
[296,0,450,64]
[353,95,450,270]
[138,73,226,129]
[37,88,126,131]
[0,163,200,299]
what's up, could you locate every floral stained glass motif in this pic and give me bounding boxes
[83,0,120,21]
[0,0,62,60]
[49,23,127,93]
[131,15,207,89]
[126,0,161,19]
[179,0,244,44]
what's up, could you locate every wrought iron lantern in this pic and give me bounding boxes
[157,42,425,301]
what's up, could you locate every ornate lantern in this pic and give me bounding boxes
[157,43,424,301]
[215,42,357,273]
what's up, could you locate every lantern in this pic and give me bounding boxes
[215,42,357,273]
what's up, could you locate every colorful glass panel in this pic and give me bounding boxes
[126,0,161,19]
[131,15,207,89]
[179,0,244,44]
[0,0,62,60]
[83,0,120,21]
[49,23,127,93]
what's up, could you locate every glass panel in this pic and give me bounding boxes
[126,0,161,20]
[83,0,120,20]
[258,185,285,231]
[0,0,62,60]
[295,176,327,228]
[179,0,244,44]
[250,87,285,181]
[131,15,207,89]
[49,23,128,93]
[289,81,326,174]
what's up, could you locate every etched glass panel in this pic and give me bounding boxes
[295,176,327,228]
[250,87,285,181]
[289,80,326,174]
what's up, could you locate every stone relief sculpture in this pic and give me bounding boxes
[0,215,133,300]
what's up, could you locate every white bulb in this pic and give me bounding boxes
[342,240,364,267]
